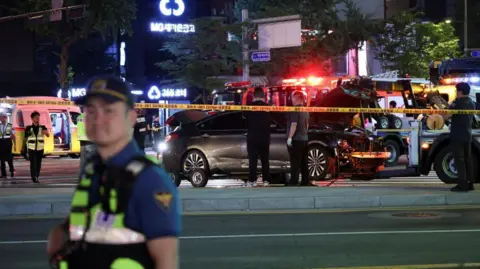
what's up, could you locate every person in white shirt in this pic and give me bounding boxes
[0,113,14,179]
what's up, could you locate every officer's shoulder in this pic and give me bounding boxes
[129,157,174,189]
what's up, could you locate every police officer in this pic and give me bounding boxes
[134,109,149,151]
[46,76,180,269]
[152,115,162,159]
[76,110,96,169]
[443,82,475,192]
[0,112,14,179]
[24,111,49,183]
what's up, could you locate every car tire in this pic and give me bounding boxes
[182,150,208,175]
[188,169,208,188]
[168,172,182,187]
[384,140,400,167]
[307,145,330,181]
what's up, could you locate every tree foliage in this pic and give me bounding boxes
[372,11,462,78]
[157,17,242,93]
[18,0,136,94]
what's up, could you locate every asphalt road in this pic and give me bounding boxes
[1,208,480,269]
[1,155,445,188]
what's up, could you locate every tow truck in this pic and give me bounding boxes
[376,79,480,184]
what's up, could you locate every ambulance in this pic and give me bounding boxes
[0,96,81,157]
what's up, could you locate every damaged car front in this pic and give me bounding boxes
[308,81,389,181]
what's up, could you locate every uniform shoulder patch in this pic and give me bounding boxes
[154,192,173,209]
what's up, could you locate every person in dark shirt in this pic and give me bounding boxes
[243,87,271,187]
[443,82,475,192]
[286,91,310,186]
[134,109,150,151]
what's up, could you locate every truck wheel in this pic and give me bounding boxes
[384,140,400,167]
[378,116,389,129]
[391,116,403,129]
[434,147,458,184]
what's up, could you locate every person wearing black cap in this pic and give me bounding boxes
[443,82,475,192]
[47,76,180,269]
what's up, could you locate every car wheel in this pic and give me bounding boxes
[434,147,458,184]
[168,172,182,187]
[182,150,208,175]
[307,145,330,181]
[378,116,389,129]
[188,169,208,188]
[384,140,400,167]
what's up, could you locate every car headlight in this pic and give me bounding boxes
[158,142,167,152]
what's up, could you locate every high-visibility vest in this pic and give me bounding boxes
[25,125,46,151]
[77,114,89,142]
[60,156,161,269]
[0,123,12,139]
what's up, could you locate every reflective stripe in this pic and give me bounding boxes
[139,128,146,132]
[59,260,68,269]
[69,224,86,241]
[111,258,145,269]
[79,178,91,187]
[71,190,89,207]
[110,189,118,212]
[85,227,146,244]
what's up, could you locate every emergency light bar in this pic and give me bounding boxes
[225,81,252,87]
[441,77,480,85]
[282,76,323,86]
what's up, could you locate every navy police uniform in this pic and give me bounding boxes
[53,76,180,269]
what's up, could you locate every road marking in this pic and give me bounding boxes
[313,263,480,269]
[2,228,480,244]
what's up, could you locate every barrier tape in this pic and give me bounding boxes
[1,98,480,115]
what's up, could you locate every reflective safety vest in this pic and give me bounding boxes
[0,123,12,139]
[59,155,161,269]
[25,125,46,151]
[76,114,89,142]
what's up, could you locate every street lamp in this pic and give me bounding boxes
[445,19,452,24]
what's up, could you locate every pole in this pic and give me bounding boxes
[464,0,468,57]
[242,9,249,81]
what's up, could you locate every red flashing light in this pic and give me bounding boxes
[282,76,324,86]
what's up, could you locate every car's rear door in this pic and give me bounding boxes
[195,112,247,172]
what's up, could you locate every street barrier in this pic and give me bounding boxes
[1,98,480,114]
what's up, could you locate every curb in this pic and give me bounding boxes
[2,192,480,216]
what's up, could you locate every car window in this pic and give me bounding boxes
[198,112,246,130]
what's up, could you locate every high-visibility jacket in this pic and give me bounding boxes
[25,125,46,151]
[0,123,12,139]
[59,156,161,269]
[76,114,89,142]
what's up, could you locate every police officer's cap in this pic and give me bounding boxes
[76,76,136,108]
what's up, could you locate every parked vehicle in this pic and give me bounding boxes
[162,81,389,187]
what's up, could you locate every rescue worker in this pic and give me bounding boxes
[0,112,14,179]
[76,110,96,169]
[24,111,49,183]
[134,108,149,151]
[46,76,180,269]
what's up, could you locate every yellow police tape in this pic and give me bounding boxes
[0,98,479,115]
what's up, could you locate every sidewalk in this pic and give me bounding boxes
[1,186,480,216]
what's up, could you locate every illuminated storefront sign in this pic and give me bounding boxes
[150,0,195,34]
[147,86,187,100]
[150,22,195,33]
[159,0,185,16]
[57,88,86,99]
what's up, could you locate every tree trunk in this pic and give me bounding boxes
[59,45,70,98]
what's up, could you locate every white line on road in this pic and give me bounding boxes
[2,229,480,245]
